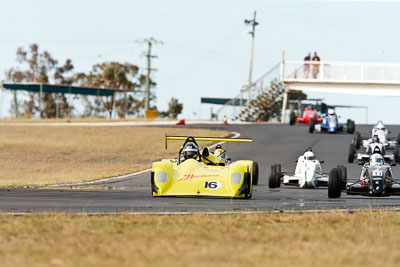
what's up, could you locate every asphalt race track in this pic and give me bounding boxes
[2,123,400,214]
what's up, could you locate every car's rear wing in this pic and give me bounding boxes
[165,135,253,149]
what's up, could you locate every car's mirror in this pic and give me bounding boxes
[389,131,392,134]
[294,160,298,163]
[358,162,364,165]
[391,163,397,166]
[320,160,325,164]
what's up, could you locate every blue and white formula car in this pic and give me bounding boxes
[309,109,355,134]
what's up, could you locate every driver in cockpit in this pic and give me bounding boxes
[182,143,199,161]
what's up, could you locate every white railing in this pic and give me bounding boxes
[216,62,280,120]
[282,61,400,83]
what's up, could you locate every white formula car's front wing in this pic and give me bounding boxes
[282,174,329,188]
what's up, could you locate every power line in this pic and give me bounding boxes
[161,23,245,89]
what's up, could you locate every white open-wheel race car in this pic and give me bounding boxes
[268,148,345,189]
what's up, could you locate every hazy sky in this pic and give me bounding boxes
[1,0,400,123]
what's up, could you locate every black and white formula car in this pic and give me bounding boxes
[269,148,345,189]
[329,153,400,198]
[348,139,398,164]
[353,121,400,150]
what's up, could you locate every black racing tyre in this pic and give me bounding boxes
[337,165,348,190]
[309,118,315,133]
[328,168,341,198]
[275,164,281,188]
[346,120,351,134]
[289,111,296,126]
[397,133,400,146]
[347,120,355,134]
[269,165,277,188]
[252,162,259,185]
[354,131,361,149]
[244,172,252,199]
[346,119,351,128]
[348,143,355,163]
[395,147,400,163]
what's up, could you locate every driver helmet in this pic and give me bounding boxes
[215,148,223,157]
[305,147,313,152]
[327,109,335,116]
[183,143,199,159]
[304,151,315,161]
[214,144,223,157]
[370,153,384,166]
[376,121,385,131]
[308,104,314,110]
[372,135,380,143]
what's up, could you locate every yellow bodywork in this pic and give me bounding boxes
[151,158,254,199]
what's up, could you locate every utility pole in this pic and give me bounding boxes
[136,37,163,113]
[244,11,258,106]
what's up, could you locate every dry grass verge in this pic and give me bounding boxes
[0,126,228,187]
[0,211,399,267]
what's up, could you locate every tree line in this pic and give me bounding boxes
[5,44,183,119]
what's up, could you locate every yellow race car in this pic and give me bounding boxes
[151,136,257,199]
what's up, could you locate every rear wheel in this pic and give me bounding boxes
[275,164,281,187]
[397,133,400,145]
[252,162,259,185]
[269,165,277,188]
[328,168,341,198]
[309,118,315,133]
[348,144,355,163]
[289,111,296,125]
[354,131,361,149]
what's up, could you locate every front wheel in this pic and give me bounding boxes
[347,120,355,134]
[328,168,341,198]
[337,165,348,190]
[309,118,315,133]
[244,172,252,199]
[269,165,277,188]
[354,131,361,149]
[394,147,400,163]
[275,164,281,188]
[252,162,259,185]
[348,144,355,163]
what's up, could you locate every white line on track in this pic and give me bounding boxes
[50,131,241,187]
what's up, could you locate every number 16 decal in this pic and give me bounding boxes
[204,181,222,190]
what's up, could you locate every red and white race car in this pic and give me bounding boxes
[289,105,323,125]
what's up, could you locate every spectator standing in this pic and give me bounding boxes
[303,52,311,78]
[312,52,320,79]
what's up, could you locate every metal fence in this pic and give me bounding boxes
[282,61,400,82]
